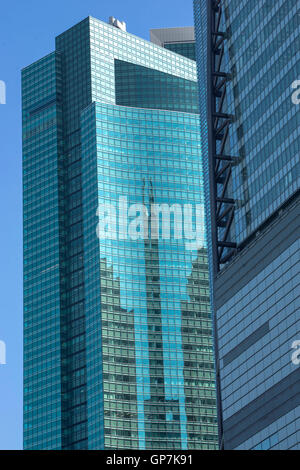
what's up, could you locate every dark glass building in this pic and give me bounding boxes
[194,0,300,450]
[22,16,218,450]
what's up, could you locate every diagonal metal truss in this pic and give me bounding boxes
[209,0,238,270]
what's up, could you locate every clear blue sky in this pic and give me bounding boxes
[0,0,194,450]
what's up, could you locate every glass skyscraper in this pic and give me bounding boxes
[22,16,218,450]
[194,0,299,450]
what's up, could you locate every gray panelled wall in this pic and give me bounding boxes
[215,198,300,449]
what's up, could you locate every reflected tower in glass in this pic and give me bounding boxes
[22,16,218,450]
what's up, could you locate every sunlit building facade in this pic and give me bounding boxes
[22,16,218,450]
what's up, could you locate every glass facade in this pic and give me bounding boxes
[115,60,199,113]
[164,42,196,61]
[221,0,299,244]
[194,0,300,450]
[23,15,218,450]
[217,238,300,450]
[81,103,217,449]
[22,52,64,450]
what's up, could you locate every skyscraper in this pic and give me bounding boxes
[22,16,218,450]
[150,27,196,61]
[194,0,300,450]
